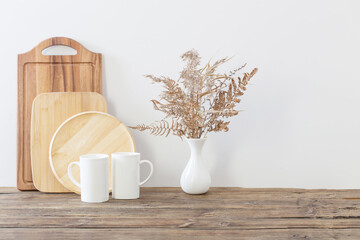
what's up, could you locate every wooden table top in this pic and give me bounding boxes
[1,187,360,239]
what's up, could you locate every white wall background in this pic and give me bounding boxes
[1,0,360,188]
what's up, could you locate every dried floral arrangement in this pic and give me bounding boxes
[130,49,258,139]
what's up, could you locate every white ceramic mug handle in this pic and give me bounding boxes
[68,162,81,188]
[139,160,153,186]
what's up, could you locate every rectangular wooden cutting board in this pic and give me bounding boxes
[18,37,102,190]
[31,92,107,192]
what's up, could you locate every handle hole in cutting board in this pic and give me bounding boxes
[42,45,77,55]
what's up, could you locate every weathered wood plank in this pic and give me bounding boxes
[1,228,360,240]
[0,199,360,218]
[1,216,360,229]
[1,187,360,239]
[3,187,360,198]
[1,188,360,217]
[1,190,359,203]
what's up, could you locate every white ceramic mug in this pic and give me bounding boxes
[68,154,109,203]
[111,152,153,199]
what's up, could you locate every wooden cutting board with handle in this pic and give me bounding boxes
[31,92,107,192]
[18,37,102,190]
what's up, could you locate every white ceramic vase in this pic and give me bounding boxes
[180,138,211,194]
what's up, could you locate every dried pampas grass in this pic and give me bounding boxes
[130,49,258,139]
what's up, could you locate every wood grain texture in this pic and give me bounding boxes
[18,37,102,190]
[31,92,107,193]
[1,188,360,239]
[2,229,360,240]
[50,112,136,194]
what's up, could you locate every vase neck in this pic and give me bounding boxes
[186,138,206,158]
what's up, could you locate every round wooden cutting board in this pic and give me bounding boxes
[49,111,136,194]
